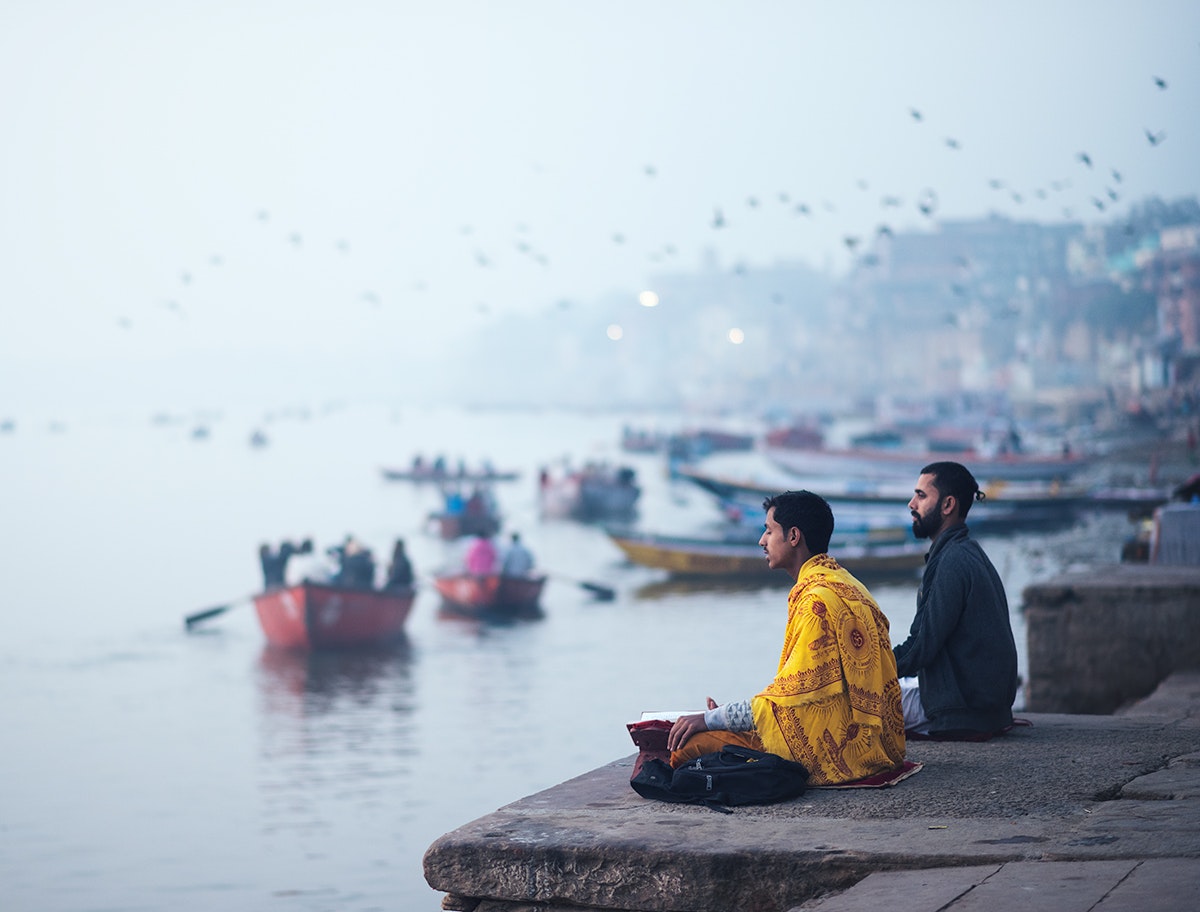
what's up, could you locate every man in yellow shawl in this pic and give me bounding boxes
[666,490,907,785]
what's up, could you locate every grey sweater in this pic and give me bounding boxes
[893,523,1017,734]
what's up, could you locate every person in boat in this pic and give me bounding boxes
[384,538,414,591]
[464,534,498,577]
[330,535,376,589]
[286,538,332,585]
[258,538,312,590]
[500,532,534,578]
[665,490,907,786]
[895,461,1018,739]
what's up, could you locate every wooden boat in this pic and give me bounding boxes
[677,466,1088,534]
[764,442,1090,483]
[253,582,415,650]
[538,464,640,521]
[380,465,519,483]
[608,530,926,578]
[432,573,547,616]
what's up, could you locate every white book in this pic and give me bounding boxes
[634,710,703,723]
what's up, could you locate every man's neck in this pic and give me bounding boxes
[931,519,965,543]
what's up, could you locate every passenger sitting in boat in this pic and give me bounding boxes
[384,538,414,591]
[287,538,332,585]
[464,534,498,576]
[331,536,376,589]
[443,487,465,517]
[666,490,907,786]
[500,532,534,578]
[258,538,313,590]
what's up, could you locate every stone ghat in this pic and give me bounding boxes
[424,674,1200,912]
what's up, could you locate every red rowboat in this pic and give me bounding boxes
[432,573,547,616]
[253,582,415,650]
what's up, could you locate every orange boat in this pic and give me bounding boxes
[253,582,415,650]
[432,573,547,616]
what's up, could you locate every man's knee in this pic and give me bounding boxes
[669,730,763,767]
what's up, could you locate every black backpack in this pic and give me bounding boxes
[630,745,809,813]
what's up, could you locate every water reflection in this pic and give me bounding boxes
[434,603,547,627]
[256,640,415,720]
[633,575,786,601]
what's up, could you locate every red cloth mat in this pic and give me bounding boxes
[809,759,924,789]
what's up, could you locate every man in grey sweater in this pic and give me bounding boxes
[894,461,1018,738]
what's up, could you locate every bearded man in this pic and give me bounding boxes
[895,461,1018,738]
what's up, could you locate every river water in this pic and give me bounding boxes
[0,402,1136,912]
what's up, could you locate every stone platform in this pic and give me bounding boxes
[424,673,1200,912]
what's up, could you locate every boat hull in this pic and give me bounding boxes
[253,582,415,650]
[432,573,547,616]
[764,445,1090,483]
[608,531,925,578]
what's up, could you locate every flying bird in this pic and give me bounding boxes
[794,203,811,216]
[1145,128,1166,146]
[1153,76,1168,89]
[944,137,961,150]
[880,195,902,208]
[909,108,923,122]
[917,189,939,217]
[712,208,726,229]
[644,164,657,177]
[1111,168,1123,183]
[1077,152,1093,168]
[843,235,861,251]
[746,196,759,208]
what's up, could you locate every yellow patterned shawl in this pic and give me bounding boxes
[751,554,906,784]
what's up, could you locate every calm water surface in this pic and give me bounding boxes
[0,404,1132,911]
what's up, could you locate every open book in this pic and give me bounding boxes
[632,710,703,723]
[626,710,704,755]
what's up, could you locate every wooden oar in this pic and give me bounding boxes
[184,596,251,630]
[558,576,616,601]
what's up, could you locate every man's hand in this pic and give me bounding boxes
[666,697,719,752]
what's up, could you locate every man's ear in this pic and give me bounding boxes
[788,526,804,547]
[941,494,957,517]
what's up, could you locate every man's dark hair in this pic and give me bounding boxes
[920,461,984,519]
[762,490,834,554]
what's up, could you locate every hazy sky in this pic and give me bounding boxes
[3,1,1199,411]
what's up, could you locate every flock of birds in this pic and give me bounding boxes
[121,73,1183,333]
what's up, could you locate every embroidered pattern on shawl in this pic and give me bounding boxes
[752,554,906,785]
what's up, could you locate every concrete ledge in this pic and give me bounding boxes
[1022,564,1200,713]
[424,696,1200,912]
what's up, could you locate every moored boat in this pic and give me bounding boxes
[380,465,520,483]
[607,530,926,578]
[432,573,547,616]
[678,465,1088,534]
[764,442,1090,483]
[538,463,640,522]
[253,582,415,650]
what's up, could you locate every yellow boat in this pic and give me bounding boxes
[607,530,926,579]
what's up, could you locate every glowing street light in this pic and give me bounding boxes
[728,327,745,344]
[638,290,660,308]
